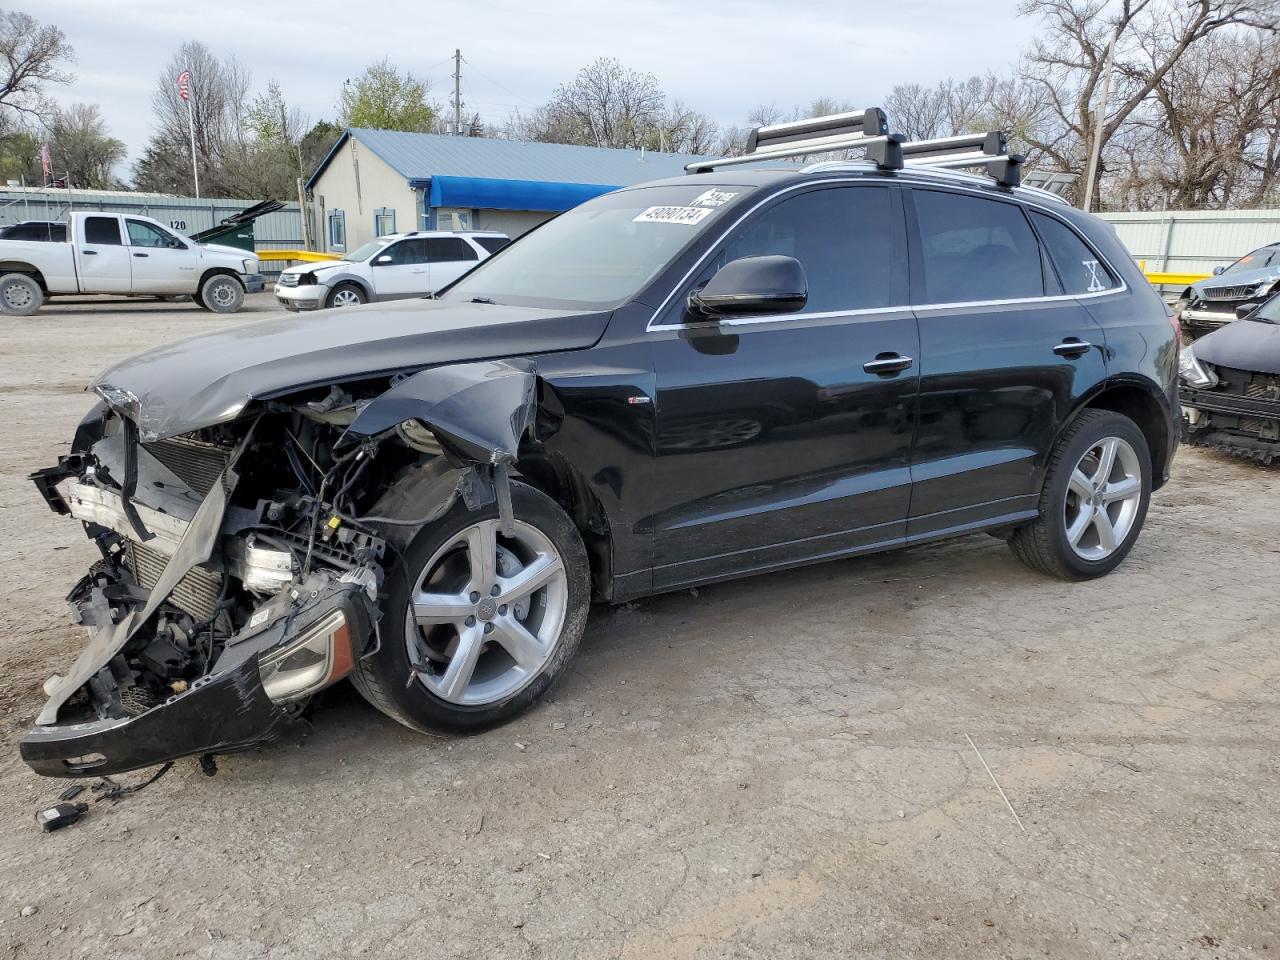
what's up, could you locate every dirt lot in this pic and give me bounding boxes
[0,292,1277,959]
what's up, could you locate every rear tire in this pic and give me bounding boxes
[1008,409,1151,580]
[199,274,244,313]
[0,273,43,316]
[351,482,590,734]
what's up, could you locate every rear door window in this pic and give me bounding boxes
[475,236,510,255]
[912,190,1044,303]
[1031,212,1116,294]
[426,237,479,263]
[84,217,123,245]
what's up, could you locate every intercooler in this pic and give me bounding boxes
[142,435,231,496]
[125,540,224,622]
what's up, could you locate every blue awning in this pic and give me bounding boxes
[426,175,619,213]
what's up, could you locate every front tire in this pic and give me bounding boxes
[199,274,245,313]
[326,282,367,309]
[352,482,590,734]
[0,273,43,316]
[1008,409,1151,580]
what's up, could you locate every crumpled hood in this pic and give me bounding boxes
[1194,317,1280,375]
[1191,265,1280,298]
[280,260,347,278]
[91,298,611,440]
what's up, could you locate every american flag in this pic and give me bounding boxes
[39,143,52,181]
[176,69,191,102]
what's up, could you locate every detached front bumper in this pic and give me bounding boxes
[20,656,289,778]
[275,283,326,311]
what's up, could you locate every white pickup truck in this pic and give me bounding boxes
[0,212,265,316]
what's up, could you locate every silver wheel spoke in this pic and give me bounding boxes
[491,615,545,670]
[1092,509,1118,553]
[497,552,563,605]
[1068,468,1094,500]
[1067,504,1094,546]
[464,520,499,595]
[438,624,485,702]
[1092,437,1118,485]
[413,592,472,625]
[1102,476,1140,502]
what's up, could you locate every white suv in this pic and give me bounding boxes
[275,231,509,310]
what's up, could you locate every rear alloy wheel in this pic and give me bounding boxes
[199,274,245,313]
[1009,409,1151,580]
[326,282,366,308]
[351,482,589,733]
[0,272,43,316]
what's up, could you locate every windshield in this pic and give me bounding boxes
[1250,293,1280,324]
[1221,245,1279,276]
[346,237,395,262]
[442,183,754,309]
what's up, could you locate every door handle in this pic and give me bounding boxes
[1053,338,1092,358]
[133,252,149,258]
[863,353,914,375]
[83,249,98,255]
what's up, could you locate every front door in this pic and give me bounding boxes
[77,216,131,293]
[426,236,480,292]
[904,187,1110,538]
[124,219,201,293]
[649,183,919,589]
[368,238,429,299]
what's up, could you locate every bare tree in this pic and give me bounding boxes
[0,10,74,121]
[47,103,125,189]
[1019,0,1277,208]
[509,58,667,148]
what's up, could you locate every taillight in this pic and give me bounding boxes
[1165,302,1182,347]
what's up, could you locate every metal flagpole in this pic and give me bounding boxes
[182,65,201,198]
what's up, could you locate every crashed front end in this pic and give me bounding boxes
[21,360,534,778]
[1181,366,1280,464]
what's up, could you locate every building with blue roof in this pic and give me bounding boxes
[306,128,710,252]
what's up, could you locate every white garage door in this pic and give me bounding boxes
[474,210,554,239]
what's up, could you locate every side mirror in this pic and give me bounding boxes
[688,255,807,319]
[374,254,393,265]
[1236,302,1257,319]
[167,237,182,249]
[1212,265,1227,276]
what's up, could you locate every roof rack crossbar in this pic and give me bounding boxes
[899,130,1022,188]
[687,106,903,174]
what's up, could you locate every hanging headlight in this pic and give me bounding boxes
[1178,345,1218,388]
[258,611,353,703]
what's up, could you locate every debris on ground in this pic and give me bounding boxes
[37,801,88,832]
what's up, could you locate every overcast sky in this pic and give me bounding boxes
[34,0,1041,170]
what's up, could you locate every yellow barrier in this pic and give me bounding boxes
[256,249,342,263]
[1138,260,1210,288]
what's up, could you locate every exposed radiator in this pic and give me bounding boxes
[126,541,224,622]
[142,435,231,496]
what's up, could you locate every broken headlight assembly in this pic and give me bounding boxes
[1178,345,1218,388]
[258,610,354,704]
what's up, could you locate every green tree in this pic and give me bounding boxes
[338,60,436,132]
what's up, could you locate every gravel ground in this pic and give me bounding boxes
[0,293,1277,959]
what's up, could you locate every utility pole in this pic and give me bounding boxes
[452,49,463,135]
[1082,30,1118,213]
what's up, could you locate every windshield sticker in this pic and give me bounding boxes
[690,189,740,209]
[633,206,714,226]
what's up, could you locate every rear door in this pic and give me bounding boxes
[649,182,919,588]
[76,216,131,293]
[904,187,1108,538]
[124,218,200,293]
[367,238,428,299]
[426,236,480,291]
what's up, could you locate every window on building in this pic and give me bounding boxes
[474,236,510,255]
[84,216,122,245]
[714,185,899,313]
[426,236,479,262]
[328,209,346,250]
[126,219,181,248]
[1031,212,1116,294]
[374,208,396,237]
[912,190,1044,303]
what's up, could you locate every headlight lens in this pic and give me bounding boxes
[259,610,351,703]
[242,258,259,274]
[1178,346,1218,388]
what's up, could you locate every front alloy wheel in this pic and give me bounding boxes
[351,482,589,733]
[1063,436,1143,561]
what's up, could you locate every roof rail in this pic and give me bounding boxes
[902,131,1023,189]
[686,107,904,174]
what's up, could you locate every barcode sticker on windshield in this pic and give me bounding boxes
[691,189,739,208]
[633,206,714,226]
